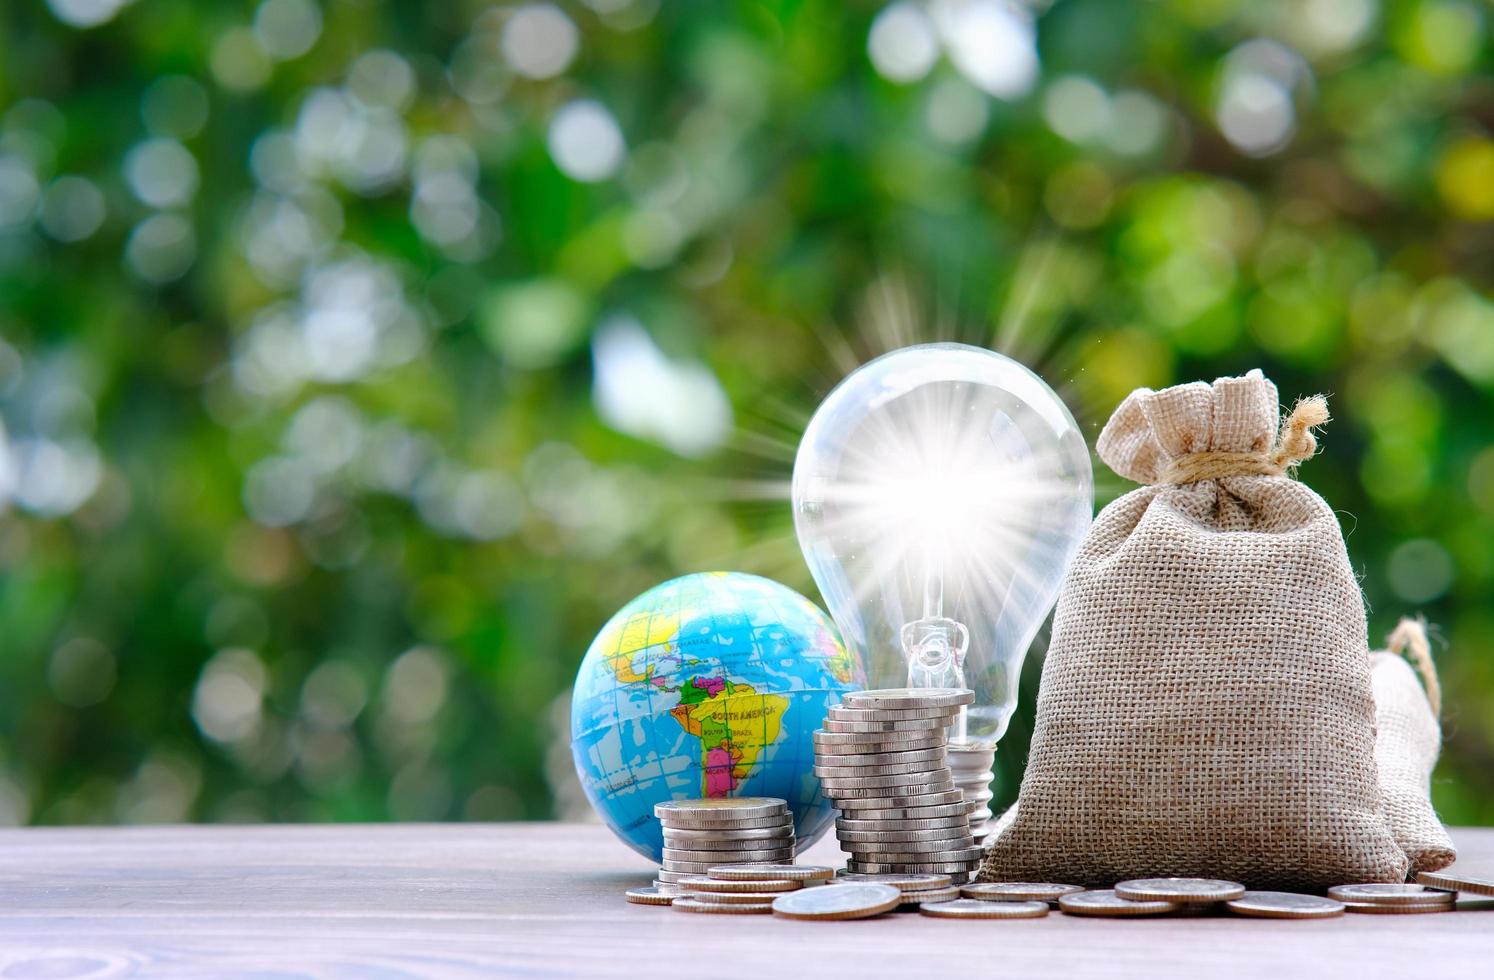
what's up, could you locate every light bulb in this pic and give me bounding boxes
[791,343,1092,822]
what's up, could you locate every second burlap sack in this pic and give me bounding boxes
[1372,618,1456,875]
[980,370,1409,889]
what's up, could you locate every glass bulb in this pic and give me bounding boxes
[791,343,1092,750]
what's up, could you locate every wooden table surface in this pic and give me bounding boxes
[0,823,1490,978]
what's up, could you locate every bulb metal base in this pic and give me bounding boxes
[947,740,996,842]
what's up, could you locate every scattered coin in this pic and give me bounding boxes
[1342,901,1452,914]
[677,875,802,893]
[625,886,675,906]
[650,879,686,894]
[1328,883,1456,906]
[1224,891,1346,919]
[654,869,699,884]
[1417,868,1494,898]
[772,883,903,920]
[1115,878,1246,904]
[961,882,1084,903]
[900,885,961,905]
[920,899,1049,919]
[840,688,975,710]
[672,897,774,915]
[1058,889,1180,917]
[834,872,954,891]
[706,864,836,882]
[682,890,787,905]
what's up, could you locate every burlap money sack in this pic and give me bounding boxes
[1372,618,1456,875]
[980,370,1409,889]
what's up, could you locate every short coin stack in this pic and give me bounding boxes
[653,798,795,885]
[814,688,982,884]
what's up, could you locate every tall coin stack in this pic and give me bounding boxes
[653,798,796,883]
[947,741,996,842]
[813,688,983,884]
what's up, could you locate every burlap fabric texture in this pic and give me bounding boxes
[980,370,1409,889]
[1372,618,1456,875]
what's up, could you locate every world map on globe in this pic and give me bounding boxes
[571,572,864,861]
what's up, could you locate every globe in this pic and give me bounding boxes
[571,571,865,861]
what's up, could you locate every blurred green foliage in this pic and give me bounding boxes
[0,0,1491,829]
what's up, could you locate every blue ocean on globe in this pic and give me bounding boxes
[571,571,865,861]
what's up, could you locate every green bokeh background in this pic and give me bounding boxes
[0,0,1491,829]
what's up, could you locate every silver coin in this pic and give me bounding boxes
[671,897,774,915]
[1115,878,1246,904]
[815,758,949,778]
[813,747,947,768]
[920,898,1048,919]
[822,778,955,800]
[654,869,700,883]
[846,860,981,875]
[1327,883,1456,906]
[654,797,787,822]
[705,864,836,882]
[837,827,975,844]
[1224,891,1346,919]
[962,882,1084,903]
[835,872,953,889]
[625,886,675,906]
[657,812,793,831]
[834,789,965,810]
[771,883,902,920]
[681,890,788,906]
[843,844,981,862]
[821,717,947,734]
[840,688,975,710]
[649,879,687,895]
[813,731,945,750]
[1059,889,1180,917]
[663,857,795,874]
[819,769,954,790]
[662,848,796,864]
[837,814,972,832]
[674,875,802,893]
[1341,901,1453,914]
[899,885,962,905]
[662,826,794,844]
[1417,868,1494,898]
[827,705,961,722]
[838,801,971,822]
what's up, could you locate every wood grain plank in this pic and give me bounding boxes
[0,824,1488,978]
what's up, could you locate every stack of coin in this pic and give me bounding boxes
[653,798,795,884]
[642,864,834,914]
[946,740,996,840]
[1328,883,1456,914]
[814,688,982,884]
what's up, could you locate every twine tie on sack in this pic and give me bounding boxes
[1159,395,1331,485]
[1387,617,1441,717]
